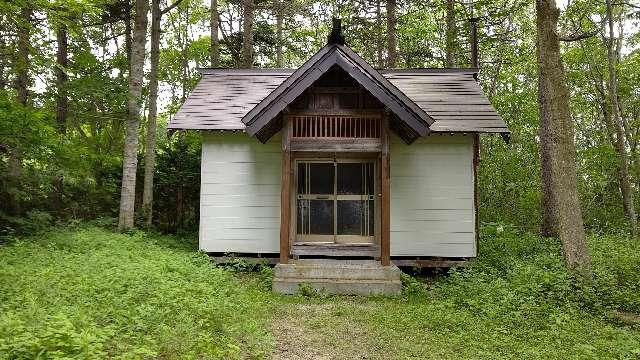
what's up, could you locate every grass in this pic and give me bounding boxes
[0,225,639,359]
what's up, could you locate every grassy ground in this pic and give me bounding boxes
[0,226,639,359]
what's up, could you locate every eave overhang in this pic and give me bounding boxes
[241,44,434,144]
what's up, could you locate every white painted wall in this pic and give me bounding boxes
[390,134,476,257]
[199,132,281,253]
[199,132,476,257]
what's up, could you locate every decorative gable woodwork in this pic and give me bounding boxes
[290,115,381,139]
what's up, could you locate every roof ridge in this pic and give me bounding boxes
[197,68,478,75]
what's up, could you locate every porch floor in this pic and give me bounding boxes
[272,259,401,295]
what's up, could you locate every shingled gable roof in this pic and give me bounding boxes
[241,43,434,142]
[169,66,510,141]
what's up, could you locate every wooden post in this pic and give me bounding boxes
[280,119,292,263]
[380,114,391,266]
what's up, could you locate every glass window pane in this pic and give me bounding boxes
[297,163,307,194]
[296,199,308,234]
[337,163,363,195]
[309,200,334,235]
[337,200,364,235]
[368,199,375,235]
[309,163,334,194]
[365,163,374,195]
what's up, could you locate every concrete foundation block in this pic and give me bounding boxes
[272,259,402,296]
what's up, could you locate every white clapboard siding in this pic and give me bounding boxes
[390,134,476,257]
[199,132,281,253]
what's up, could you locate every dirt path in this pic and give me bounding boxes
[270,302,385,360]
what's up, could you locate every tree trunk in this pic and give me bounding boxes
[142,0,160,228]
[242,0,254,68]
[118,0,148,231]
[275,0,283,67]
[536,0,592,275]
[125,4,132,72]
[15,7,31,105]
[376,0,383,67]
[386,0,397,68]
[210,0,220,67]
[0,35,6,90]
[445,0,456,67]
[6,6,32,215]
[605,0,637,237]
[55,23,68,133]
[181,6,188,101]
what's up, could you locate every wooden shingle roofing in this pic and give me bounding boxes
[169,48,509,139]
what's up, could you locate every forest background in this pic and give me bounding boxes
[0,0,639,240]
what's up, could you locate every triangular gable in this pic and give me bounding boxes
[242,44,434,143]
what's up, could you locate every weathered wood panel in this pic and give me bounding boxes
[390,133,476,257]
[199,132,281,253]
[290,138,382,152]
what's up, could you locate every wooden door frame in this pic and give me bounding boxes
[292,157,378,246]
[279,113,391,265]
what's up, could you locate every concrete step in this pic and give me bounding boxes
[272,259,402,296]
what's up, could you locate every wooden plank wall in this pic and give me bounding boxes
[199,132,282,253]
[389,133,476,257]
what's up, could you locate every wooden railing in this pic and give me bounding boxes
[289,114,381,139]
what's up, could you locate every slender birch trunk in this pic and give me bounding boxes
[142,0,160,228]
[605,0,637,237]
[210,0,220,67]
[118,0,148,231]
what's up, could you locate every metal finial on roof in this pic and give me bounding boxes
[327,18,345,45]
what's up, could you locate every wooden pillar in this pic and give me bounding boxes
[380,114,391,266]
[280,119,292,263]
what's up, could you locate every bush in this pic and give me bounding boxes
[435,226,640,318]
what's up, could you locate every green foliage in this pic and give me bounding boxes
[2,0,639,238]
[149,131,201,233]
[400,272,425,297]
[297,282,319,297]
[344,227,640,358]
[0,227,273,359]
[437,226,640,315]
[1,226,639,358]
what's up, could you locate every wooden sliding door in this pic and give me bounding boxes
[295,159,376,245]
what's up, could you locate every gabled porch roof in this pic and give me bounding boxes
[241,43,434,143]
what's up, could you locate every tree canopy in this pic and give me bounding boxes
[0,0,639,240]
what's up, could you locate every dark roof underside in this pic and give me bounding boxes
[169,67,509,138]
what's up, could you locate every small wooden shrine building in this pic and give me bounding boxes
[169,19,509,275]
